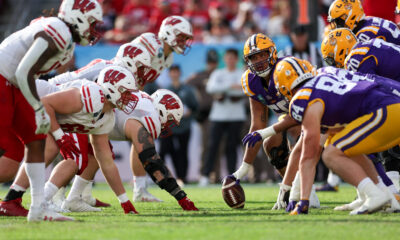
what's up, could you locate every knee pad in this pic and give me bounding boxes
[139,147,169,179]
[380,146,400,172]
[268,132,289,170]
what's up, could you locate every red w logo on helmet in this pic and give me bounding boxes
[123,46,143,58]
[72,0,96,13]
[160,94,180,110]
[103,70,126,85]
[165,17,182,26]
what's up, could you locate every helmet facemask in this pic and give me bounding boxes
[171,31,193,55]
[245,48,275,78]
[159,114,179,138]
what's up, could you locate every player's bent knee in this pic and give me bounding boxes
[139,147,169,178]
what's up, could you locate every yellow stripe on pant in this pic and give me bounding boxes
[328,103,400,157]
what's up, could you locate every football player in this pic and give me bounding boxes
[225,33,320,210]
[256,57,400,214]
[78,15,194,204]
[0,0,102,221]
[328,0,400,45]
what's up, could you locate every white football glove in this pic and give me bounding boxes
[272,183,291,210]
[34,105,50,134]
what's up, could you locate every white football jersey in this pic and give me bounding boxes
[36,79,114,135]
[49,58,115,85]
[132,33,173,83]
[108,91,161,141]
[0,17,75,86]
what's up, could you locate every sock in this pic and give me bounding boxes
[4,184,26,201]
[377,177,387,189]
[25,163,45,208]
[82,180,94,200]
[374,162,393,186]
[289,171,300,201]
[327,171,340,187]
[117,193,129,203]
[386,171,400,191]
[133,176,147,193]
[67,176,90,201]
[44,182,59,201]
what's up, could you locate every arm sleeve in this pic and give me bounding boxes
[15,37,49,110]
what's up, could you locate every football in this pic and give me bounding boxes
[221,176,245,209]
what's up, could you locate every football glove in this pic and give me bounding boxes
[286,200,297,212]
[55,134,81,160]
[289,200,309,215]
[272,183,291,210]
[34,105,50,134]
[242,131,262,147]
[178,197,198,211]
[121,200,138,214]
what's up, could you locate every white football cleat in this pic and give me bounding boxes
[52,187,67,208]
[350,193,390,215]
[310,185,320,208]
[82,195,97,207]
[47,200,70,213]
[62,198,101,212]
[334,198,364,211]
[134,190,163,202]
[27,204,74,222]
[381,190,400,213]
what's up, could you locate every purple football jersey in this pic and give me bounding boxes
[241,58,288,114]
[289,73,400,129]
[355,17,400,45]
[345,39,400,81]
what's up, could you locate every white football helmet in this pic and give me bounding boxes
[97,66,139,114]
[151,89,183,137]
[158,16,193,55]
[114,43,153,87]
[58,0,103,46]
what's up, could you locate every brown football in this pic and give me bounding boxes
[221,176,245,209]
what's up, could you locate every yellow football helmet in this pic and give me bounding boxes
[243,33,277,78]
[321,28,357,68]
[273,57,316,101]
[328,0,365,30]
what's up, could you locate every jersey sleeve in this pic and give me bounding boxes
[240,69,255,97]
[289,89,313,123]
[41,17,73,52]
[344,45,376,72]
[80,82,105,114]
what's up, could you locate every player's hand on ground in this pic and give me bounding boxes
[34,105,50,134]
[272,183,291,210]
[242,131,262,147]
[289,200,309,215]
[286,201,297,212]
[178,197,198,211]
[56,134,81,160]
[121,200,138,214]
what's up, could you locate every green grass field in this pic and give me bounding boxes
[1,183,399,240]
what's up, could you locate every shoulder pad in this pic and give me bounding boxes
[41,17,73,51]
[80,81,105,114]
[241,69,256,97]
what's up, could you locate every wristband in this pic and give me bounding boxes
[258,126,276,140]
[52,128,64,141]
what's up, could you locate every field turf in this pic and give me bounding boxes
[1,183,399,240]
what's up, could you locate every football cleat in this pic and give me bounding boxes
[310,185,321,208]
[0,198,29,217]
[381,189,400,213]
[47,200,70,213]
[27,204,74,221]
[316,183,339,192]
[94,198,111,207]
[178,197,198,211]
[121,200,138,214]
[349,193,390,215]
[334,198,364,211]
[62,198,102,212]
[289,200,309,215]
[133,190,163,202]
[286,201,297,212]
[52,187,67,208]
